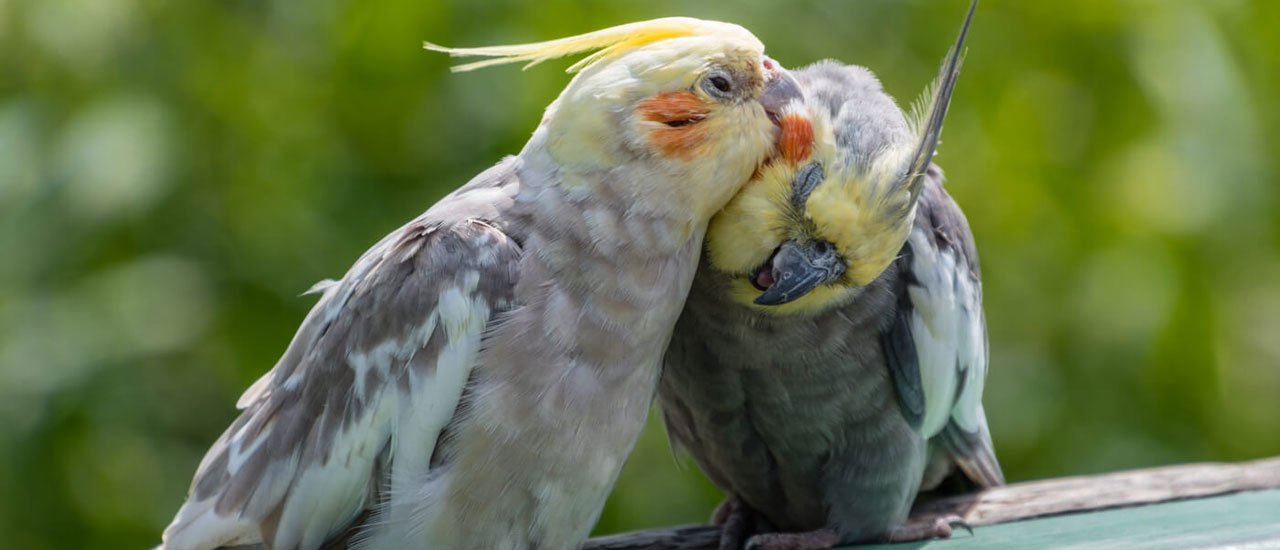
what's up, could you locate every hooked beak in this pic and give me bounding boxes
[759,58,802,126]
[752,240,846,306]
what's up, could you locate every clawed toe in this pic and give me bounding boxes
[888,514,969,542]
[947,516,974,537]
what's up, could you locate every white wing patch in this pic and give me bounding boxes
[359,272,491,549]
[349,314,438,401]
[949,273,987,434]
[904,228,983,438]
[162,160,527,550]
[225,421,270,475]
[162,507,260,550]
[271,396,397,550]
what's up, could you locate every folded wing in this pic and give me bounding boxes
[883,168,1003,488]
[163,214,522,550]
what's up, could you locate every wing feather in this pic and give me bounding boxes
[883,167,1004,487]
[162,213,522,550]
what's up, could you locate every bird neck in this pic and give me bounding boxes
[517,134,704,259]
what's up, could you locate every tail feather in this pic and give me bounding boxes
[939,414,1005,488]
[161,497,262,550]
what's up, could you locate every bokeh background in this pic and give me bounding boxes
[3,0,1279,547]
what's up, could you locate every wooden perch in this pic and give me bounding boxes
[584,456,1280,549]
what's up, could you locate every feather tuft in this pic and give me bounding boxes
[424,17,759,74]
[903,0,976,202]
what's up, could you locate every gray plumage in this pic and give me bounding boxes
[160,20,802,548]
[659,61,1002,545]
[168,157,695,549]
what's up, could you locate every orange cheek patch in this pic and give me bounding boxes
[778,113,814,164]
[637,91,713,159]
[648,125,710,160]
[638,91,711,125]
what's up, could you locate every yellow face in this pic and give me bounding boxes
[705,102,917,315]
[545,34,803,222]
[433,17,805,226]
[624,44,775,219]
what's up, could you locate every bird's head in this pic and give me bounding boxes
[427,18,804,221]
[705,3,974,315]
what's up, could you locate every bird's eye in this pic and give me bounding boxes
[702,72,734,98]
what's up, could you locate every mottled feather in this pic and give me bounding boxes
[660,62,1002,545]
[163,161,523,550]
[165,15,793,548]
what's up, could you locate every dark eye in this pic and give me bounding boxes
[702,72,734,98]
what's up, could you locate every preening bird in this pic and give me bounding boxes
[161,18,803,550]
[658,4,1002,549]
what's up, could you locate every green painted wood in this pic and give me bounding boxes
[854,489,1280,550]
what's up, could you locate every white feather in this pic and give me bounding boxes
[271,394,398,550]
[225,420,270,475]
[357,275,490,549]
[905,229,963,438]
[235,371,274,410]
[162,501,261,550]
[167,281,490,550]
[949,270,987,433]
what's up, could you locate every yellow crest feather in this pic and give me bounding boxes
[424,17,759,74]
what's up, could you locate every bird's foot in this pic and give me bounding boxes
[711,498,737,526]
[715,497,754,550]
[743,528,840,550]
[887,514,971,542]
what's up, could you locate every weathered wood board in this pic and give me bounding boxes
[859,488,1280,549]
[585,457,1280,550]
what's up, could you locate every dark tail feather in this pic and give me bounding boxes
[940,412,1005,488]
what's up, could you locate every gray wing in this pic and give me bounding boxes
[163,166,523,549]
[883,166,1004,487]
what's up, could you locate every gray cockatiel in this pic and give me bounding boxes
[659,5,1002,549]
[160,18,804,550]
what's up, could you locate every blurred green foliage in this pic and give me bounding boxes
[2,0,1279,548]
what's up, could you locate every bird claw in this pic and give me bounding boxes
[949,517,974,537]
[887,514,970,542]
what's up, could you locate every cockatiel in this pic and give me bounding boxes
[161,18,803,550]
[659,4,1002,549]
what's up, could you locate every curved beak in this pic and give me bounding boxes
[759,58,802,125]
[753,240,846,306]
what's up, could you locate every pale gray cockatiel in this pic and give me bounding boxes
[160,18,804,550]
[659,4,1003,549]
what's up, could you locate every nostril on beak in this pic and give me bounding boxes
[760,59,802,125]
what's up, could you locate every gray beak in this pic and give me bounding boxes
[753,239,846,306]
[759,58,802,124]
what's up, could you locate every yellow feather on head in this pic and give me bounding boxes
[424,17,762,74]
